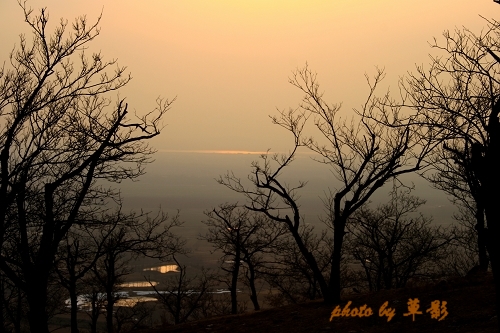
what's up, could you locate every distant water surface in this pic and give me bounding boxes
[116,152,456,232]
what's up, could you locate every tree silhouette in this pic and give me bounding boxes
[219,65,434,304]
[201,203,285,312]
[91,209,182,333]
[390,19,500,325]
[345,188,453,291]
[0,4,174,333]
[262,223,332,305]
[147,256,213,325]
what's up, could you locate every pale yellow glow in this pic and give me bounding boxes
[143,264,181,273]
[118,281,159,288]
[1,0,493,152]
[158,150,272,155]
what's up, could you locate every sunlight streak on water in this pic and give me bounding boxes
[65,289,239,310]
[65,294,158,309]
[115,296,157,307]
[143,264,180,273]
[119,281,159,288]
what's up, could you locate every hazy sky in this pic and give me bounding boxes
[0,1,496,231]
[1,0,496,152]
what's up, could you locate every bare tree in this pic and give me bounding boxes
[201,203,285,313]
[262,224,332,306]
[148,257,213,325]
[55,211,121,333]
[345,188,454,291]
[81,271,108,333]
[393,19,500,323]
[113,301,154,333]
[425,142,488,271]
[0,4,175,333]
[91,209,183,333]
[442,207,483,276]
[219,65,433,304]
[0,272,27,333]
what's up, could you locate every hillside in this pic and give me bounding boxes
[136,272,498,333]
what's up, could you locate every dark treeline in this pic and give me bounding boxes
[1,1,500,333]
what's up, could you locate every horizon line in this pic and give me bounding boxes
[157,149,316,155]
[157,149,279,155]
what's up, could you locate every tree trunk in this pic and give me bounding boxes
[0,275,5,333]
[476,203,489,271]
[230,250,241,314]
[485,209,500,332]
[246,262,260,311]
[26,281,50,333]
[286,218,330,303]
[69,280,80,333]
[89,290,101,333]
[484,167,500,331]
[328,245,342,304]
[327,217,347,304]
[482,104,500,331]
[104,254,117,333]
[14,286,22,333]
[106,290,115,333]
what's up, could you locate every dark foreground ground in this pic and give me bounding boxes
[135,272,498,333]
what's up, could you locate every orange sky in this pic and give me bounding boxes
[1,0,496,154]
